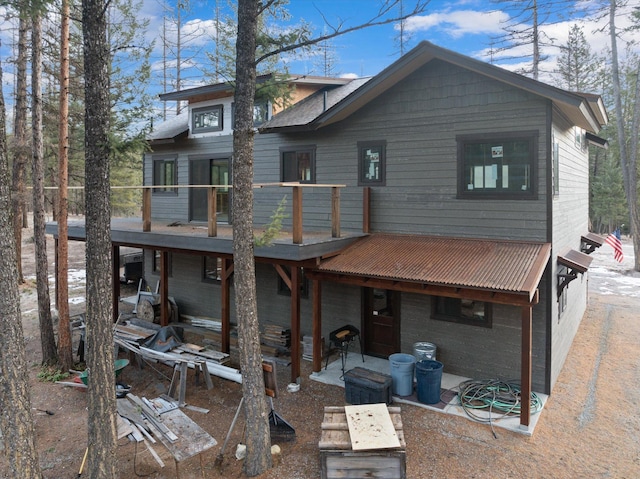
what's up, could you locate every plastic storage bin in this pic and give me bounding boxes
[344,367,393,405]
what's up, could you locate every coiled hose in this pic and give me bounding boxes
[458,378,543,437]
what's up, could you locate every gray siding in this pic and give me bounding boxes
[548,111,591,390]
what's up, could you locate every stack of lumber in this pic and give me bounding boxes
[260,324,291,357]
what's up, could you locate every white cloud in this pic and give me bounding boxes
[402,9,510,38]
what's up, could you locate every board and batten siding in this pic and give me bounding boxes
[548,111,591,391]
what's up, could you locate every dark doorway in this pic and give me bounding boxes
[362,288,400,358]
[189,157,231,222]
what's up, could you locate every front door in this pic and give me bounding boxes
[362,288,400,357]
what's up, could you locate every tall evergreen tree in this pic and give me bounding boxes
[32,1,58,367]
[0,45,43,479]
[82,0,118,475]
[11,2,30,284]
[608,0,640,270]
[556,24,598,92]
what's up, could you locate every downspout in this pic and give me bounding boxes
[544,100,553,395]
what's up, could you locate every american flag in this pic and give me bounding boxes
[605,228,624,263]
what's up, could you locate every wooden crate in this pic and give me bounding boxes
[319,406,406,479]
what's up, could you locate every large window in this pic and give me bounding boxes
[457,132,538,198]
[192,105,223,133]
[152,156,177,194]
[431,297,492,328]
[358,141,386,185]
[281,147,315,183]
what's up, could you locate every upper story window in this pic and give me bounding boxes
[358,141,386,186]
[153,156,177,194]
[431,297,492,328]
[231,101,272,128]
[457,131,538,199]
[281,147,315,183]
[253,101,271,126]
[192,105,223,133]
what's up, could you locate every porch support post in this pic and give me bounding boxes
[221,258,232,354]
[312,279,322,373]
[142,187,151,232]
[520,305,532,428]
[292,185,302,244]
[363,187,371,233]
[112,245,120,322]
[160,251,169,326]
[290,266,301,383]
[207,187,217,237]
[331,187,340,238]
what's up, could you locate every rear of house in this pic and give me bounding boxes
[138,42,606,403]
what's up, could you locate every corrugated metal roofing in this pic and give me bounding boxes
[316,234,551,297]
[558,248,593,274]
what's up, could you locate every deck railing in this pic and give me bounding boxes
[140,182,344,244]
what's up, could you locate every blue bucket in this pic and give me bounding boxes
[388,353,416,396]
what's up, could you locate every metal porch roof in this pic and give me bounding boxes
[314,234,551,303]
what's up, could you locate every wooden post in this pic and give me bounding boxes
[363,187,371,233]
[160,251,169,326]
[142,187,151,232]
[292,185,303,244]
[207,187,217,237]
[290,266,301,383]
[113,245,120,322]
[331,187,340,238]
[520,306,532,428]
[54,237,59,308]
[312,279,322,373]
[221,258,232,354]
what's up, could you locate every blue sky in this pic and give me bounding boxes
[1,0,639,126]
[140,0,638,83]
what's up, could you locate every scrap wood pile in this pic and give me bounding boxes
[116,393,202,468]
[114,318,231,366]
[260,324,291,357]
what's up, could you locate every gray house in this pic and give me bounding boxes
[53,42,608,429]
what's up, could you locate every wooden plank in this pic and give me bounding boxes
[153,408,218,463]
[345,404,401,451]
[117,415,134,440]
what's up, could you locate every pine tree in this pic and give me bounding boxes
[556,24,598,92]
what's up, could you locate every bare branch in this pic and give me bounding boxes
[254,0,430,66]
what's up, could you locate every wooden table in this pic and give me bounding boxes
[154,408,217,478]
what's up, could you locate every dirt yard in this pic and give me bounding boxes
[1,226,639,478]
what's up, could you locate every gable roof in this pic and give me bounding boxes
[260,41,607,134]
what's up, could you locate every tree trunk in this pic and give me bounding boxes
[31,11,57,366]
[0,52,43,479]
[234,0,272,476]
[11,10,29,284]
[57,0,73,372]
[609,0,640,270]
[82,0,118,476]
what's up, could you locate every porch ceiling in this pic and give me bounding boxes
[308,233,551,306]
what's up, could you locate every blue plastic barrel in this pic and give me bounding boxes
[416,359,443,404]
[388,353,416,396]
